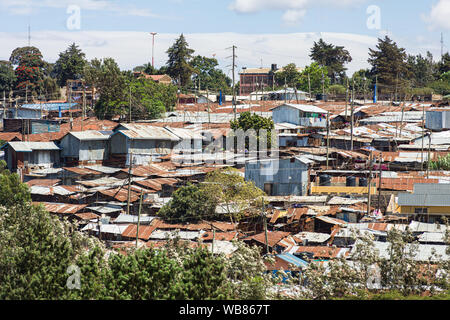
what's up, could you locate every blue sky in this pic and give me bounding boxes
[0,0,449,76]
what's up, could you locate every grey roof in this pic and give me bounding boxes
[117,124,181,141]
[69,130,111,141]
[273,103,328,114]
[20,102,78,111]
[352,241,450,262]
[398,193,450,207]
[399,184,450,206]
[164,127,204,140]
[113,213,155,224]
[8,141,61,152]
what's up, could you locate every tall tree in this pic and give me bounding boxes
[407,52,437,88]
[84,58,127,119]
[166,34,195,87]
[298,62,330,94]
[0,61,16,93]
[53,43,87,87]
[368,36,410,95]
[190,55,232,94]
[10,46,45,97]
[274,63,302,88]
[310,38,352,83]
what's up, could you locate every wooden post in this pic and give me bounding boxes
[136,190,143,248]
[427,134,432,179]
[377,155,383,212]
[127,152,133,215]
[326,112,330,170]
[262,197,269,254]
[367,151,373,217]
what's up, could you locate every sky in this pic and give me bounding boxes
[0,0,449,77]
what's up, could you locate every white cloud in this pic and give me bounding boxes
[0,30,379,76]
[423,0,450,30]
[282,9,306,24]
[229,0,368,23]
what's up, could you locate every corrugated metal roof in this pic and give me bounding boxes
[276,253,309,268]
[121,224,159,240]
[37,202,87,214]
[114,213,155,224]
[8,141,60,152]
[164,127,204,140]
[118,124,181,141]
[271,103,328,114]
[68,130,111,141]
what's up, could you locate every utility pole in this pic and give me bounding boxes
[284,77,287,104]
[350,78,355,151]
[326,112,330,169]
[69,86,72,127]
[150,32,157,68]
[207,87,210,124]
[129,85,132,123]
[367,151,373,217]
[345,78,349,117]
[399,102,405,138]
[308,73,312,102]
[25,84,28,103]
[227,45,237,121]
[262,197,269,254]
[136,190,143,248]
[427,133,432,179]
[421,104,425,170]
[82,85,86,132]
[377,155,383,212]
[211,227,216,254]
[3,91,6,122]
[127,152,133,215]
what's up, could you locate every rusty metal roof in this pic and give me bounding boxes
[26,179,60,187]
[121,224,159,240]
[36,202,88,214]
[243,231,291,247]
[63,167,103,176]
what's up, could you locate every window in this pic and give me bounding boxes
[414,208,428,214]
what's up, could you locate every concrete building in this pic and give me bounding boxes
[245,156,312,196]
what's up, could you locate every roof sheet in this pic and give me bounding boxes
[118,124,181,141]
[8,141,60,152]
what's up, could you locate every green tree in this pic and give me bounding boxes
[230,111,275,149]
[298,62,330,94]
[166,34,195,87]
[178,247,230,300]
[275,63,302,88]
[368,36,410,95]
[310,38,352,83]
[158,183,218,223]
[10,46,46,97]
[0,60,17,93]
[53,43,87,87]
[0,168,31,207]
[84,58,128,119]
[407,52,437,88]
[190,55,232,94]
[202,167,265,224]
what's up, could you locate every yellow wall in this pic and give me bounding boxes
[399,206,450,215]
[311,186,377,195]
